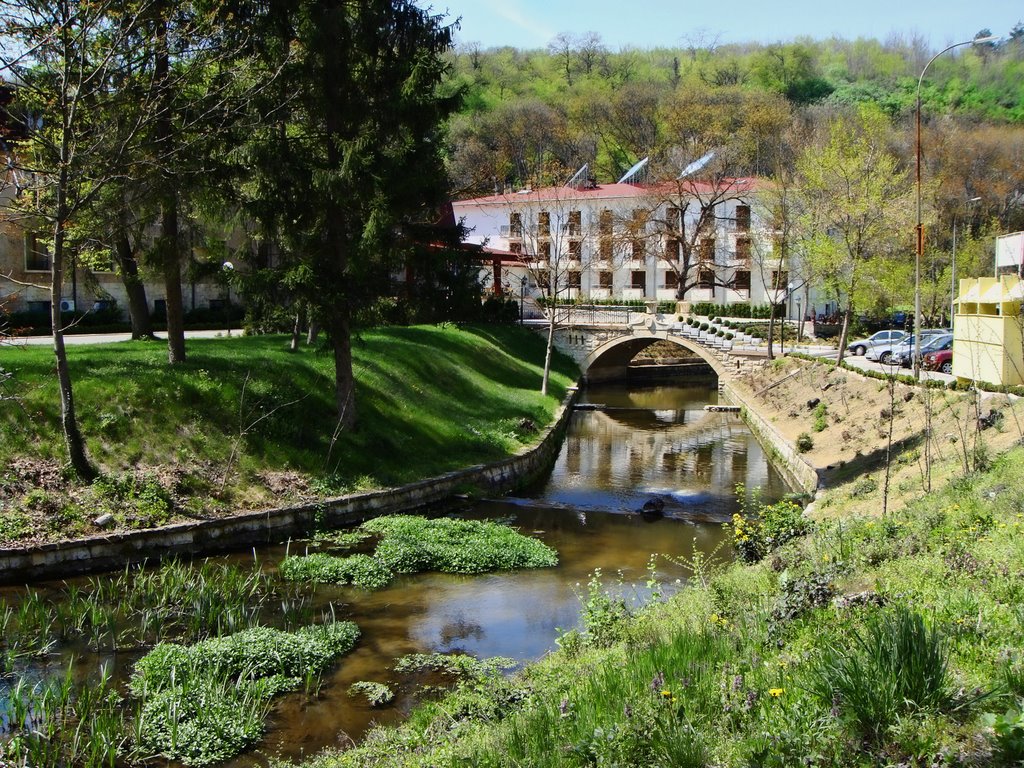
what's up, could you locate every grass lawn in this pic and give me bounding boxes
[0,325,578,543]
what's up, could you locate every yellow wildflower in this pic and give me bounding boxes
[768,688,784,698]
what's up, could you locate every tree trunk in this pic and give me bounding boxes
[541,308,556,396]
[307,321,320,345]
[766,307,777,360]
[154,8,185,363]
[329,313,357,429]
[836,305,853,365]
[160,195,187,363]
[52,100,95,480]
[114,226,154,340]
[290,306,302,352]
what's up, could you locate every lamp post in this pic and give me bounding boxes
[520,274,527,324]
[222,261,234,337]
[914,34,998,380]
[950,196,982,326]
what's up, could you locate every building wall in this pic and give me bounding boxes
[453,183,812,317]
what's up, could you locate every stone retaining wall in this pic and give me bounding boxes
[0,389,582,584]
[721,381,820,495]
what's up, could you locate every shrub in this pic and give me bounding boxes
[812,402,828,432]
[699,322,710,331]
[796,432,814,452]
[725,332,734,340]
[808,608,952,742]
[729,488,810,563]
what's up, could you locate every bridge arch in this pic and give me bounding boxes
[580,330,726,381]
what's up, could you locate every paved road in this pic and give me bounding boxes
[801,346,956,385]
[7,329,242,347]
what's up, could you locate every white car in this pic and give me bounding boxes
[848,330,906,357]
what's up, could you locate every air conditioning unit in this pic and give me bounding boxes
[59,298,75,312]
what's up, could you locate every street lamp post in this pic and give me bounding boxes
[520,275,527,324]
[950,196,982,326]
[914,34,998,380]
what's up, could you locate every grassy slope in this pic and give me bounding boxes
[0,325,577,542]
[307,449,1024,767]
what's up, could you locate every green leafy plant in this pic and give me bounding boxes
[983,704,1024,762]
[348,681,395,706]
[730,486,810,563]
[812,402,828,432]
[808,608,952,742]
[796,432,814,452]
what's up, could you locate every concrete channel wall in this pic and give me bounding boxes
[721,381,820,495]
[0,389,582,584]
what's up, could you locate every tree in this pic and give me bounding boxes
[1,0,154,478]
[793,106,914,362]
[243,0,459,428]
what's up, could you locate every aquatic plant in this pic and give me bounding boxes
[348,681,395,706]
[281,515,558,589]
[131,622,360,765]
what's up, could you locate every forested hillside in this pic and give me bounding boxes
[443,25,1024,229]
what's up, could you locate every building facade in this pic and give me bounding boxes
[452,179,810,316]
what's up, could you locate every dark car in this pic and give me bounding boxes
[899,334,952,368]
[924,348,953,375]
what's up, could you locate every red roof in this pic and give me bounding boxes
[454,178,766,206]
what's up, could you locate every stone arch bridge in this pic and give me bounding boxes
[532,307,765,385]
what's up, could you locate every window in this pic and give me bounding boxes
[569,240,582,260]
[509,212,522,238]
[664,236,680,261]
[664,270,678,289]
[735,204,751,232]
[666,206,682,233]
[568,210,582,236]
[771,270,789,290]
[632,237,645,261]
[599,271,613,289]
[631,270,646,291]
[698,269,715,290]
[537,270,550,291]
[568,270,581,289]
[699,238,715,262]
[509,241,522,255]
[732,270,751,291]
[24,234,50,272]
[599,209,613,236]
[538,211,550,238]
[599,237,613,261]
[27,300,49,314]
[735,236,751,262]
[537,241,550,260]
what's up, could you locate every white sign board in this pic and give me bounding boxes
[996,232,1024,269]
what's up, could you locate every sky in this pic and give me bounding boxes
[421,0,1021,52]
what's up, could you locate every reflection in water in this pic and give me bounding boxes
[1,382,790,766]
[246,381,788,762]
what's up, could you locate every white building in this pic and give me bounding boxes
[452,178,812,318]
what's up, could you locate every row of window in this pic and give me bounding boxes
[509,205,751,238]
[532,269,788,292]
[510,236,756,263]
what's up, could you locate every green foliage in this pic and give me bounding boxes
[349,681,395,707]
[364,515,558,574]
[91,474,173,529]
[691,302,781,319]
[281,515,558,589]
[808,608,953,742]
[983,704,1024,762]
[132,622,360,765]
[0,328,576,543]
[812,402,828,432]
[393,652,516,679]
[279,552,392,589]
[796,432,814,452]
[730,486,811,563]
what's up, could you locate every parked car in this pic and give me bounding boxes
[866,330,948,364]
[924,348,953,375]
[848,329,906,357]
[899,333,952,368]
